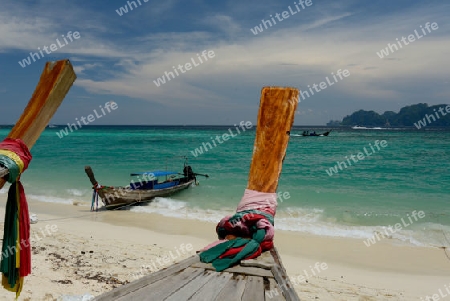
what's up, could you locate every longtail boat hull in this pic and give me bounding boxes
[97,180,195,210]
[85,166,197,210]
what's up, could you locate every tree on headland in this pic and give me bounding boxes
[339,103,450,127]
[342,110,386,126]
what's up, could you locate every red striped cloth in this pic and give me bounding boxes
[0,138,32,296]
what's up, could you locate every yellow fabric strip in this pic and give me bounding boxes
[16,277,23,299]
[16,221,20,269]
[0,150,24,174]
[1,276,23,297]
[2,276,14,292]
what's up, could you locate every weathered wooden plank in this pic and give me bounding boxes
[94,255,200,300]
[247,87,298,193]
[7,60,76,146]
[270,248,300,301]
[187,272,233,300]
[214,274,247,301]
[164,270,217,301]
[241,275,265,301]
[118,267,204,301]
[265,278,286,301]
[133,267,204,301]
[241,250,275,269]
[191,262,274,278]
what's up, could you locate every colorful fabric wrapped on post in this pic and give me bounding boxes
[199,189,277,271]
[0,138,32,298]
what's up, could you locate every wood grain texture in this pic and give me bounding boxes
[190,262,274,277]
[241,275,265,301]
[241,250,275,270]
[0,60,76,189]
[270,248,301,301]
[164,270,218,301]
[214,274,247,301]
[266,278,286,301]
[7,60,76,147]
[187,272,233,300]
[93,256,201,301]
[247,87,299,193]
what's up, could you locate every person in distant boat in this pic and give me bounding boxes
[183,165,196,182]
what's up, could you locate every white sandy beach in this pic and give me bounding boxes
[0,196,449,301]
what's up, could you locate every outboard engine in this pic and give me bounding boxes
[183,165,196,181]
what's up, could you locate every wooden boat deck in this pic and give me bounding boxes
[94,248,300,301]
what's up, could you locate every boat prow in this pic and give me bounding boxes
[94,248,299,301]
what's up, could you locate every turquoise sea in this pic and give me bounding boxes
[1,126,449,247]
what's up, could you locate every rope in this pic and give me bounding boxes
[91,184,102,212]
[199,189,277,271]
[0,138,32,298]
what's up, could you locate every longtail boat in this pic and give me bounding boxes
[94,87,301,300]
[297,130,331,136]
[85,158,207,210]
[0,60,76,297]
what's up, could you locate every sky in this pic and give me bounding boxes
[0,0,449,125]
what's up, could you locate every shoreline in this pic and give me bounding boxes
[0,196,449,299]
[22,191,448,249]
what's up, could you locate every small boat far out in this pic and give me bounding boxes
[291,130,331,137]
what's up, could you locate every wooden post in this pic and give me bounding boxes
[84,166,99,187]
[0,60,76,188]
[247,86,298,193]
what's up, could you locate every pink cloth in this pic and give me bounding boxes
[237,189,277,216]
[198,189,278,252]
[198,239,228,253]
[257,219,275,241]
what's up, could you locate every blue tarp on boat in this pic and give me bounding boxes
[130,171,178,177]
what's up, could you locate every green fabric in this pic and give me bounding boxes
[0,155,19,183]
[199,228,266,271]
[229,210,274,225]
[0,182,18,288]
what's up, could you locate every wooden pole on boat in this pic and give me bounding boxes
[247,86,298,193]
[0,60,76,189]
[245,86,299,301]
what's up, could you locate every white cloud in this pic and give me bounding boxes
[1,0,449,118]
